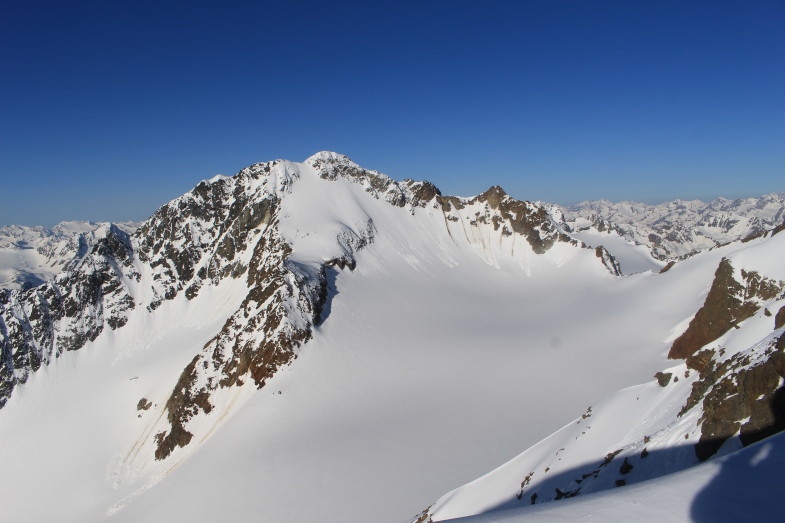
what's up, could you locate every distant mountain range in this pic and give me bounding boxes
[0,221,140,290]
[559,193,785,260]
[0,153,783,522]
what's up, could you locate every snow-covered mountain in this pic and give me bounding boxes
[0,221,140,290]
[559,194,785,262]
[0,152,783,522]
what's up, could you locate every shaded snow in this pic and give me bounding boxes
[440,431,785,522]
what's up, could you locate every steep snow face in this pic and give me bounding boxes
[0,221,139,290]
[418,230,785,522]
[561,193,785,261]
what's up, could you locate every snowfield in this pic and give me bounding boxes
[0,153,782,522]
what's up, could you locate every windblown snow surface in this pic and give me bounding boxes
[0,153,781,523]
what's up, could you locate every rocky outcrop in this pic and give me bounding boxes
[595,246,622,276]
[154,222,332,459]
[669,259,784,360]
[671,328,785,462]
[663,257,785,460]
[775,306,785,330]
[461,186,574,254]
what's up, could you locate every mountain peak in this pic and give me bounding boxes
[305,151,355,166]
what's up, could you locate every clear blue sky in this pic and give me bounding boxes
[2,0,784,226]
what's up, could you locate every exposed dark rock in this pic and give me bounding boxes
[137,398,152,411]
[554,487,580,500]
[772,219,785,236]
[776,306,785,330]
[655,371,672,387]
[412,509,433,523]
[601,449,623,467]
[153,210,347,459]
[741,229,766,243]
[595,246,622,276]
[659,261,676,274]
[516,471,535,500]
[404,179,441,204]
[619,457,634,474]
[326,256,356,271]
[458,186,566,254]
[684,338,785,461]
[669,259,782,360]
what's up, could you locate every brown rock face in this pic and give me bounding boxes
[654,372,672,387]
[771,219,785,237]
[153,228,328,460]
[775,306,785,330]
[696,361,785,460]
[668,259,783,360]
[466,186,567,254]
